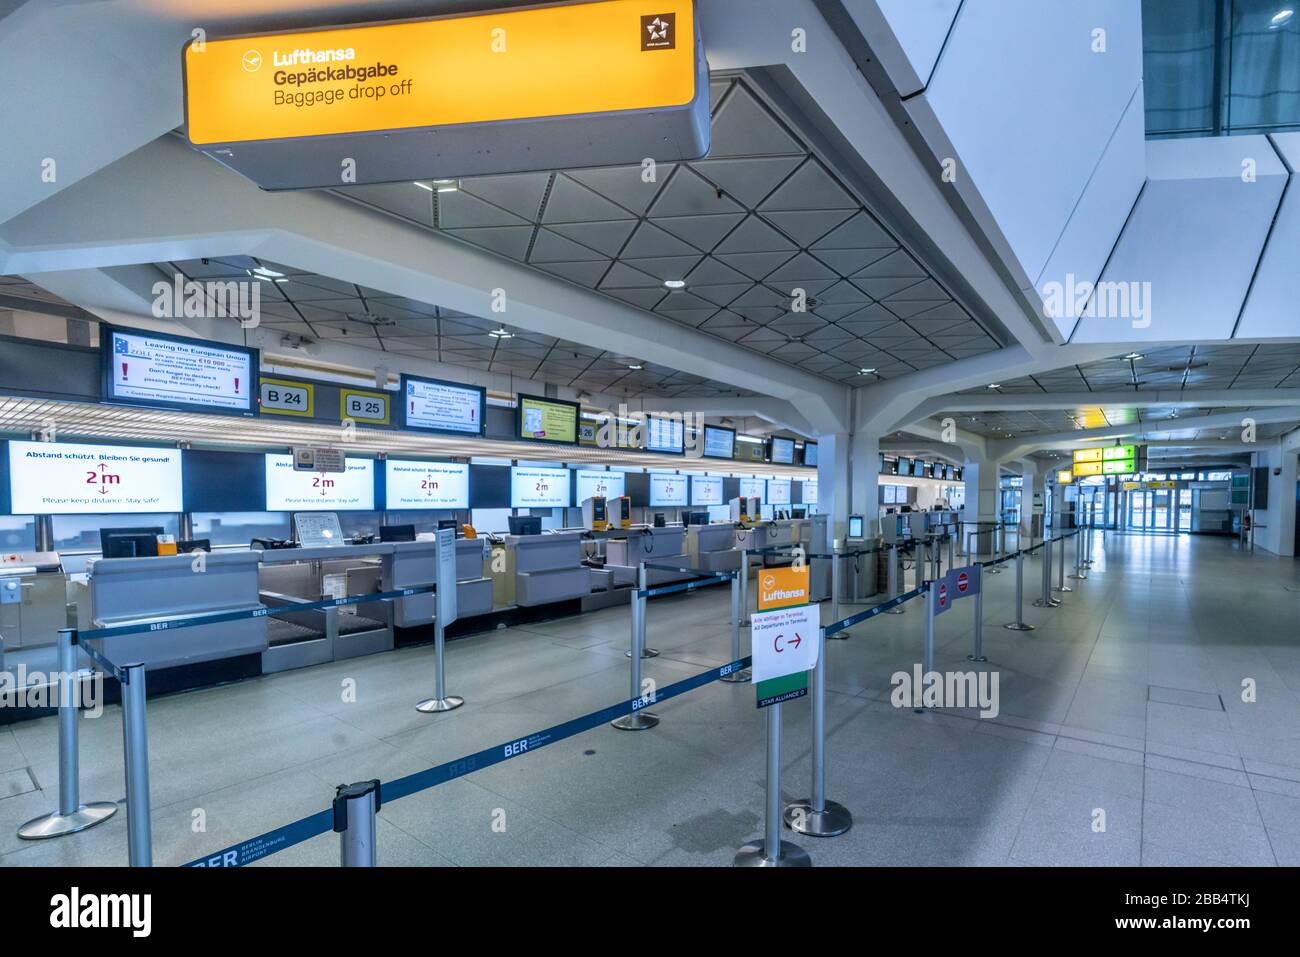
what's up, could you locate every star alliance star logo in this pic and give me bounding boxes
[641,13,676,50]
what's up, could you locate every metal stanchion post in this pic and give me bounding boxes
[1070,526,1088,580]
[416,613,465,713]
[625,563,659,658]
[885,544,903,615]
[1054,533,1071,594]
[784,626,852,837]
[121,662,152,867]
[735,702,811,867]
[1034,539,1060,608]
[917,582,935,713]
[916,541,927,590]
[612,567,658,731]
[967,576,986,662]
[946,533,955,574]
[828,549,849,640]
[18,630,117,840]
[721,571,750,683]
[334,780,380,867]
[987,524,1004,574]
[739,548,750,626]
[1004,549,1035,631]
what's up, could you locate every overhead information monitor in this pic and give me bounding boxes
[517,395,580,445]
[739,477,765,502]
[800,479,818,505]
[385,460,470,509]
[402,375,485,436]
[702,425,735,460]
[645,416,685,455]
[7,441,183,515]
[511,467,570,509]
[575,469,625,503]
[266,454,374,511]
[769,437,795,465]
[649,473,687,507]
[802,442,818,467]
[690,475,723,506]
[182,0,708,190]
[103,327,256,415]
[767,478,792,506]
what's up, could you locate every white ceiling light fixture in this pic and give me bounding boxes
[433,179,460,193]
[988,383,1002,390]
[1271,8,1294,27]
[250,266,285,279]
[1123,352,1144,361]
[664,279,687,290]
[858,367,877,375]
[627,363,643,371]
[488,326,514,339]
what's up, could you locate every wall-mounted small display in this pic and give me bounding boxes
[703,425,736,460]
[690,475,724,506]
[510,466,571,508]
[102,326,256,416]
[769,437,795,465]
[266,454,374,511]
[516,394,580,445]
[402,375,486,436]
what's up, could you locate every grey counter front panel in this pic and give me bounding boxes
[88,551,266,670]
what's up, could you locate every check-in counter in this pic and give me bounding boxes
[83,551,266,670]
[495,532,591,607]
[686,523,741,573]
[604,526,690,586]
[257,544,394,673]
[383,538,494,627]
[0,552,68,651]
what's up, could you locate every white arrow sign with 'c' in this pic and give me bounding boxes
[749,603,821,684]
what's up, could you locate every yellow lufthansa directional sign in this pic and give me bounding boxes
[184,0,698,145]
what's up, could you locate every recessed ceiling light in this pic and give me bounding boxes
[250,266,285,279]
[988,383,1001,389]
[488,326,513,339]
[858,368,877,375]
[628,363,643,370]
[1123,352,1144,361]
[664,279,687,289]
[433,179,460,193]
[1272,8,1294,27]
[413,182,434,192]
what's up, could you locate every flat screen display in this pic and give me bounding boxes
[649,473,688,507]
[7,440,183,515]
[770,437,795,465]
[691,475,724,506]
[265,454,374,511]
[516,394,580,445]
[800,479,817,505]
[510,466,570,508]
[645,415,685,455]
[402,375,485,435]
[767,478,792,505]
[897,457,911,476]
[102,326,256,415]
[385,460,469,509]
[738,477,765,502]
[883,485,897,504]
[802,442,818,467]
[912,460,926,478]
[703,425,735,460]
[575,468,624,503]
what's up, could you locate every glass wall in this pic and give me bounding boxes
[1144,0,1300,137]
[52,513,181,552]
[0,516,37,551]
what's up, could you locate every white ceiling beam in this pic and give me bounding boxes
[1,136,852,432]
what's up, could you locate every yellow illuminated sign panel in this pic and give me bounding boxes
[1074,461,1103,477]
[1056,470,1074,484]
[184,0,697,145]
[1073,448,1103,464]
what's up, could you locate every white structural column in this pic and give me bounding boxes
[962,459,1001,553]
[1253,440,1299,557]
[817,433,851,542]
[851,432,881,535]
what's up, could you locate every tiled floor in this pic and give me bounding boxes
[2,532,1299,867]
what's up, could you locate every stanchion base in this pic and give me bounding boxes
[719,669,752,683]
[1032,599,1061,608]
[986,567,1003,575]
[415,695,465,713]
[18,802,118,840]
[611,711,659,731]
[1068,573,1087,580]
[624,648,660,659]
[827,630,851,641]
[967,654,987,662]
[1003,622,1036,631]
[782,799,852,837]
[1053,585,1073,593]
[733,839,812,867]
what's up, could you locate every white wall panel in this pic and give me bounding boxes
[1073,137,1287,344]
[841,0,962,97]
[906,0,1143,291]
[1236,132,1300,340]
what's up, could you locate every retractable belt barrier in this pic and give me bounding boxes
[184,653,753,868]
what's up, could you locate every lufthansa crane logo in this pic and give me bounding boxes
[241,50,263,72]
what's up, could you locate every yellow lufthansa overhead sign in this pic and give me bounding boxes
[184,0,698,145]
